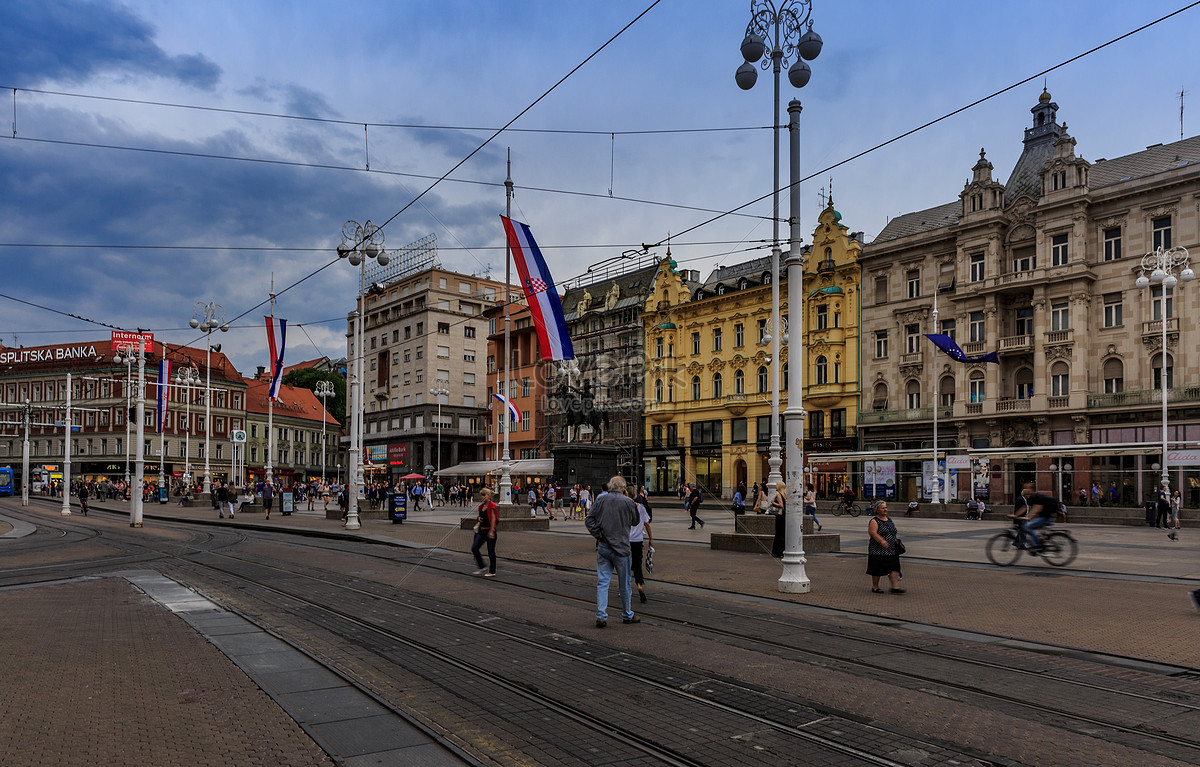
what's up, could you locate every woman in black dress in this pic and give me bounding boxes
[867,501,904,593]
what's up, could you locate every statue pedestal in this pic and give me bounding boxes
[552,443,620,493]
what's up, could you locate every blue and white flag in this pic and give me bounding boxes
[924,334,999,364]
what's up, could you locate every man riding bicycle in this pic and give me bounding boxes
[1011,481,1058,554]
[836,485,857,514]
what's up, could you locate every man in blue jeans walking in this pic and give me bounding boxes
[585,475,639,628]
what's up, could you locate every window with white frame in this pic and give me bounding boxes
[874,274,888,304]
[734,369,744,394]
[905,380,920,409]
[691,376,701,401]
[1153,352,1174,389]
[1051,233,1069,266]
[939,375,955,407]
[1102,358,1123,393]
[1012,245,1035,273]
[970,252,985,282]
[1152,286,1174,320]
[905,323,920,354]
[1103,294,1123,327]
[874,330,888,359]
[1050,301,1069,331]
[757,366,768,393]
[1050,362,1069,397]
[1152,216,1172,251]
[436,345,450,358]
[969,373,985,403]
[940,318,956,341]
[1103,227,1122,261]
[906,269,920,298]
[969,311,985,343]
[691,332,700,355]
[712,373,722,398]
[734,323,744,347]
[713,327,722,351]
[1015,307,1033,336]
[815,356,827,385]
[815,304,828,330]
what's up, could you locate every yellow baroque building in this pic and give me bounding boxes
[642,202,862,499]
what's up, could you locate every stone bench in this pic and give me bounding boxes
[709,513,841,554]
[459,503,550,532]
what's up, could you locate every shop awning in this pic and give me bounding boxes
[435,458,556,477]
[967,442,1194,462]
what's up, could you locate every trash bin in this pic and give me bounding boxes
[389,492,407,524]
[1145,502,1158,526]
[159,486,168,504]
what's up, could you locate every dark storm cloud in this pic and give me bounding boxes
[0,0,221,89]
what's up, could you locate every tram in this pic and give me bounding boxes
[0,466,13,496]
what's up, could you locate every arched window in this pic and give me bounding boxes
[871,382,888,411]
[734,369,745,394]
[1102,358,1124,394]
[717,284,726,295]
[712,372,723,399]
[905,379,921,409]
[815,355,828,385]
[1153,352,1174,389]
[762,271,772,285]
[938,375,955,407]
[654,379,664,403]
[739,279,748,290]
[782,361,789,390]
[1050,361,1069,397]
[757,366,769,393]
[691,375,701,401]
[1015,367,1034,399]
[969,371,986,403]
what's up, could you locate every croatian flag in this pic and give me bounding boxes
[155,359,171,433]
[500,216,575,361]
[265,316,287,400]
[491,392,522,423]
[925,334,1000,364]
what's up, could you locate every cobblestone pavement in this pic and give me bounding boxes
[0,577,333,766]
[4,497,1198,767]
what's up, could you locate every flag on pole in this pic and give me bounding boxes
[500,216,575,361]
[491,393,522,423]
[155,359,171,433]
[265,316,287,400]
[924,334,999,364]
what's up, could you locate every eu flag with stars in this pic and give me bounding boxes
[924,334,999,364]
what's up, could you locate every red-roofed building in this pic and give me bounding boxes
[0,336,247,490]
[243,378,341,485]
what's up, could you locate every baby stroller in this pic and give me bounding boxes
[965,499,987,520]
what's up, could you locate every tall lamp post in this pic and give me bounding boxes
[315,380,336,484]
[738,0,821,592]
[430,384,449,476]
[337,219,390,531]
[189,302,228,497]
[114,334,148,527]
[174,366,201,486]
[1135,245,1193,499]
[736,0,822,492]
[114,352,135,493]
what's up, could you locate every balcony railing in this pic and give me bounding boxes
[858,405,953,424]
[1141,318,1179,336]
[900,351,923,365]
[995,398,1030,413]
[998,334,1033,351]
[962,341,986,355]
[1088,386,1200,409]
[965,402,982,414]
[1048,396,1069,409]
[1045,329,1072,345]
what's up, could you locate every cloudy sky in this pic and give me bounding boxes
[2,0,1198,375]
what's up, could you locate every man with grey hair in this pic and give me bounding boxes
[585,475,639,628]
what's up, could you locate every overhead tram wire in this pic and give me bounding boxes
[642,0,1200,252]
[5,84,767,137]
[0,237,767,254]
[12,4,1196,348]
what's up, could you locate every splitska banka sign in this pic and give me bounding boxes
[0,345,99,365]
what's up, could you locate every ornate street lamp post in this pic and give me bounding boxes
[315,380,336,484]
[1135,245,1193,501]
[430,384,449,476]
[338,219,389,530]
[189,303,228,497]
[736,0,822,492]
[174,366,201,487]
[737,0,821,592]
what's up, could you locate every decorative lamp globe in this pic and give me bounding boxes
[189,318,200,329]
[1151,267,1167,283]
[797,24,823,60]
[1182,266,1195,282]
[1164,274,1179,289]
[348,252,363,267]
[735,61,758,90]
[376,251,390,266]
[740,32,765,63]
[1135,274,1150,289]
[788,59,811,88]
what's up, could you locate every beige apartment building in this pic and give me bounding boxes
[349,265,505,480]
[859,88,1200,506]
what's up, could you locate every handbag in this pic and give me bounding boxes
[472,520,481,534]
[894,539,906,555]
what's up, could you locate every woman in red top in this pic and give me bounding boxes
[472,487,500,577]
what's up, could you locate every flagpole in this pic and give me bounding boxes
[931,287,939,504]
[158,357,167,502]
[267,277,276,487]
[498,149,514,506]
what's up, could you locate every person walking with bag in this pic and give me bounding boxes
[686,483,704,529]
[262,482,274,520]
[585,476,639,627]
[629,488,653,604]
[471,488,500,577]
[804,483,821,531]
[867,501,904,594]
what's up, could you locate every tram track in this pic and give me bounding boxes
[250,531,1200,763]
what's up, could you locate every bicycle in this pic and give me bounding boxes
[985,517,1078,567]
[834,499,862,517]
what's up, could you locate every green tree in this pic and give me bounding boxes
[282,368,346,426]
